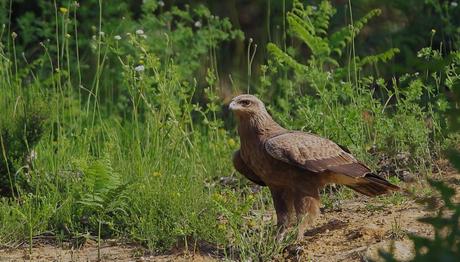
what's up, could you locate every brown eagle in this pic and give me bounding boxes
[229,94,399,240]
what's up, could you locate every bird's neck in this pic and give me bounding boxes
[237,112,285,143]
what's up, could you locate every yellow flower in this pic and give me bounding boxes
[152,171,162,177]
[227,138,236,147]
[59,7,68,14]
[212,193,223,201]
[248,220,257,228]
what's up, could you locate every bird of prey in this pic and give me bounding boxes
[229,94,399,240]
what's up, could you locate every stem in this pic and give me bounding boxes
[0,135,14,199]
[267,0,271,43]
[98,219,102,261]
[29,207,32,256]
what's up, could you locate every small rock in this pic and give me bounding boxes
[360,223,386,241]
[218,176,238,187]
[365,240,414,262]
[400,170,416,183]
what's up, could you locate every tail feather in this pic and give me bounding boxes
[326,162,400,197]
[346,173,400,197]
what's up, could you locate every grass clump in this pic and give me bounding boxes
[0,56,48,197]
[0,0,241,255]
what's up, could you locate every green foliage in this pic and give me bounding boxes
[379,45,460,262]
[269,0,398,70]
[378,178,460,261]
[261,0,444,170]
[74,156,126,221]
[329,8,381,57]
[0,78,48,197]
[0,0,240,254]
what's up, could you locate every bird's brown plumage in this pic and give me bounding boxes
[229,94,399,240]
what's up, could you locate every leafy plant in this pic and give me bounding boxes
[0,78,47,197]
[378,50,460,262]
[74,156,127,259]
[259,0,445,172]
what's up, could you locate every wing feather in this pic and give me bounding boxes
[264,131,367,175]
[264,132,400,196]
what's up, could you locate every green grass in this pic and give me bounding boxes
[0,0,458,261]
[0,0,231,254]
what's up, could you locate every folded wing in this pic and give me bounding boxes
[264,132,399,196]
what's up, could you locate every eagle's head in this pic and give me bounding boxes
[229,94,267,117]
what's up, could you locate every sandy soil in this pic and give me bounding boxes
[1,171,458,262]
[0,241,216,262]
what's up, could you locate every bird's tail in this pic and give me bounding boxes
[346,173,400,197]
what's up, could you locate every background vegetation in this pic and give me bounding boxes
[0,0,459,260]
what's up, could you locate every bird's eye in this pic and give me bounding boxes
[239,100,251,107]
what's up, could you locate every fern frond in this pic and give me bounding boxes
[329,9,381,56]
[313,1,335,36]
[287,14,330,57]
[267,43,308,73]
[358,48,400,67]
[76,158,124,211]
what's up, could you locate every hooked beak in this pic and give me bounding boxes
[229,101,237,111]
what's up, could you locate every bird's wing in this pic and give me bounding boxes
[264,131,370,176]
[264,131,399,196]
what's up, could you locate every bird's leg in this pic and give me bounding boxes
[294,196,320,241]
[270,188,295,241]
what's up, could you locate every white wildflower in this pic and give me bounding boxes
[312,6,318,11]
[194,21,202,28]
[136,29,144,35]
[134,65,145,72]
[30,150,37,161]
[114,35,122,40]
[141,34,147,39]
[451,2,458,7]
[158,1,165,7]
[99,31,105,37]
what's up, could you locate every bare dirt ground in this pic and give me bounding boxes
[0,241,216,262]
[1,170,458,262]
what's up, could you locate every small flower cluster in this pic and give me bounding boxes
[59,7,68,14]
[134,65,145,72]
[136,29,147,39]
